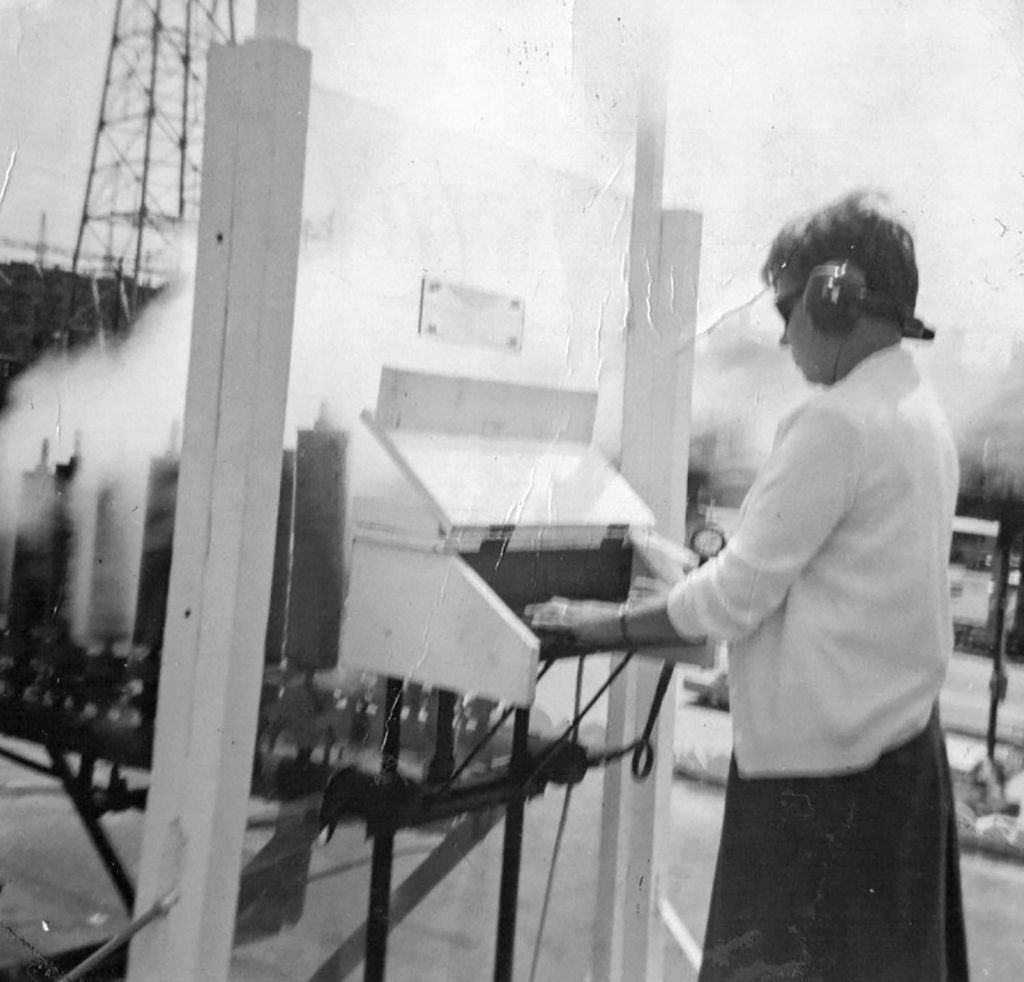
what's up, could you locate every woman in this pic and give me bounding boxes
[529,191,969,981]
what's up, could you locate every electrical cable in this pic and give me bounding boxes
[527,656,585,982]
[630,662,675,778]
[521,649,637,791]
[570,661,675,775]
[430,660,556,799]
[523,649,677,979]
[410,640,674,982]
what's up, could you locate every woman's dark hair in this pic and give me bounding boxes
[761,191,918,316]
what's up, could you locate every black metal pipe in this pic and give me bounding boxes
[364,832,396,982]
[47,746,135,911]
[364,678,403,982]
[427,689,457,784]
[432,661,557,798]
[494,707,530,982]
[307,810,504,982]
[0,743,58,777]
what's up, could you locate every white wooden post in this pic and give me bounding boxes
[255,0,298,42]
[594,209,702,982]
[594,6,704,978]
[126,13,311,982]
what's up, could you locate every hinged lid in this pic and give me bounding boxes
[361,409,655,546]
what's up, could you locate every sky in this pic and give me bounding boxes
[2,0,1024,473]
[3,1,1024,325]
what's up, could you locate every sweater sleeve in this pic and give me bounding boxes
[666,403,862,641]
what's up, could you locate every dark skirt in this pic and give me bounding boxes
[699,707,969,982]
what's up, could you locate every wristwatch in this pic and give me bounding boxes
[690,524,727,561]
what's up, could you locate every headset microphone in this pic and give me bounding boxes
[899,316,935,341]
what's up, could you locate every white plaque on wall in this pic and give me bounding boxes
[418,277,525,352]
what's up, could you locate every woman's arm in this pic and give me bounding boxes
[667,403,861,640]
[524,592,699,649]
[527,403,861,646]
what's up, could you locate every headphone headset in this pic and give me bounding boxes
[802,261,935,340]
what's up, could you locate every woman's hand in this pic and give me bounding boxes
[526,589,707,651]
[523,596,624,648]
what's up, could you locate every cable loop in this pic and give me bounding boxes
[631,740,655,780]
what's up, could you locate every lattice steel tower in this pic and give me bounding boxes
[70,0,236,319]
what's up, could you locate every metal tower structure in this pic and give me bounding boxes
[70,0,236,322]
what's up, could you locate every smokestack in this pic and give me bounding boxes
[86,481,135,647]
[285,424,347,671]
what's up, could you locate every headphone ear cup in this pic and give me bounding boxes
[803,270,858,335]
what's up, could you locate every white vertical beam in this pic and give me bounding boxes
[593,1,669,971]
[595,211,702,982]
[126,32,311,982]
[255,0,299,43]
[594,4,704,979]
[624,210,702,543]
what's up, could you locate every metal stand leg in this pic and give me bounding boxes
[47,746,135,911]
[365,678,403,982]
[494,707,530,982]
[365,832,396,982]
